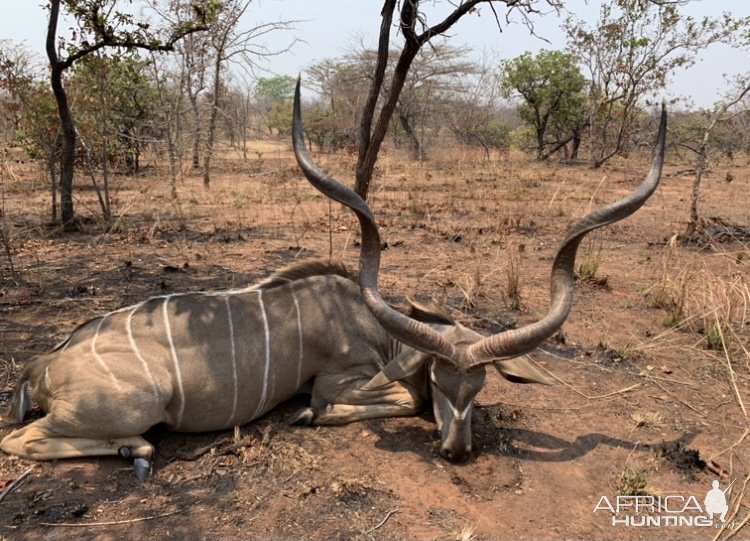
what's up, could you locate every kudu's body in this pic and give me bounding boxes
[1,260,546,476]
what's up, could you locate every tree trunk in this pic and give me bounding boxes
[48,156,57,224]
[398,111,426,161]
[354,0,397,199]
[535,127,545,160]
[51,72,76,231]
[47,1,77,231]
[686,137,709,238]
[101,117,111,222]
[203,53,222,188]
[570,130,582,159]
[353,0,486,198]
[190,94,202,169]
[354,41,420,197]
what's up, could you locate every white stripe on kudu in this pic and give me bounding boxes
[252,290,271,419]
[126,302,160,401]
[91,316,122,390]
[163,297,186,428]
[224,296,239,427]
[291,289,304,390]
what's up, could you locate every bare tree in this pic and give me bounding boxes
[680,77,750,240]
[446,55,511,160]
[352,0,562,199]
[150,51,188,223]
[224,80,255,159]
[565,0,745,168]
[392,43,476,161]
[181,29,211,170]
[202,0,296,188]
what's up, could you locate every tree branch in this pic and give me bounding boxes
[357,0,397,166]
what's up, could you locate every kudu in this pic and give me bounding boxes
[1,186,550,475]
[292,79,667,461]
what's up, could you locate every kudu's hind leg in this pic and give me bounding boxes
[1,417,155,479]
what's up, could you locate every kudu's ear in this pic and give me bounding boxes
[404,297,455,326]
[360,350,427,390]
[493,357,556,385]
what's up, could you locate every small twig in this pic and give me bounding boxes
[0,468,33,503]
[536,363,642,399]
[363,508,398,535]
[476,399,591,412]
[652,380,707,417]
[716,321,747,418]
[170,436,231,462]
[720,512,750,541]
[634,371,697,387]
[708,427,750,463]
[40,509,181,527]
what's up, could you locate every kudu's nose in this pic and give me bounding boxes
[440,444,470,463]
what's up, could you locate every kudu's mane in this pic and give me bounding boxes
[254,258,354,290]
[256,258,456,325]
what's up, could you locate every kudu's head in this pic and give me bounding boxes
[292,78,667,462]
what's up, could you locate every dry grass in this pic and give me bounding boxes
[640,238,750,417]
[643,238,749,335]
[454,524,478,541]
[617,466,653,497]
[630,411,664,430]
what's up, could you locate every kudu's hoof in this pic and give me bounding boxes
[133,458,153,480]
[288,408,315,425]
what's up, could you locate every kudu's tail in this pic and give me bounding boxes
[6,380,31,424]
[5,361,43,423]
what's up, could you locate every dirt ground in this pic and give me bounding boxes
[0,139,748,541]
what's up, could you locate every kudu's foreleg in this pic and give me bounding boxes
[290,375,423,425]
[305,402,422,425]
[1,417,155,479]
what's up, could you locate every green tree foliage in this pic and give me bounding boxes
[255,76,296,136]
[267,100,293,136]
[70,54,158,174]
[255,75,296,104]
[500,50,586,160]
